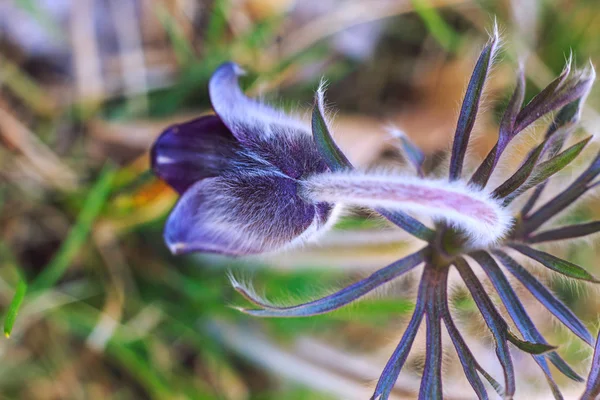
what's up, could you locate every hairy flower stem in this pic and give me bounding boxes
[301,172,511,245]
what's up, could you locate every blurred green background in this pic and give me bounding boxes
[1,0,600,399]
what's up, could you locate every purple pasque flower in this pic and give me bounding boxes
[152,25,599,400]
[153,62,512,257]
[152,62,335,256]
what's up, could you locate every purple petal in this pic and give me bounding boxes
[151,116,240,193]
[209,62,308,144]
[164,174,331,256]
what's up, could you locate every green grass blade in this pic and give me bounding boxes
[32,164,116,291]
[4,277,27,338]
[411,0,460,52]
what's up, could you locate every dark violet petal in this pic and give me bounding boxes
[527,221,600,243]
[493,250,593,346]
[510,244,598,282]
[449,32,498,181]
[502,136,591,206]
[514,65,595,134]
[492,141,544,199]
[236,247,428,317]
[524,150,600,233]
[419,267,447,400]
[312,87,435,241]
[151,116,240,193]
[454,257,515,398]
[208,62,308,143]
[164,174,324,256]
[581,330,600,400]
[471,251,566,397]
[312,89,353,172]
[470,70,525,188]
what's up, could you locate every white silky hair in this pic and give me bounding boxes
[300,171,513,247]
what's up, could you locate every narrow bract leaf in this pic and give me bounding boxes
[506,331,556,355]
[440,267,497,399]
[472,254,557,353]
[312,88,353,171]
[581,330,600,400]
[371,276,427,400]
[471,251,571,396]
[235,247,428,317]
[443,303,497,399]
[376,209,436,241]
[499,70,527,145]
[492,141,544,199]
[502,136,591,206]
[470,71,526,188]
[420,304,443,399]
[389,128,425,176]
[510,243,598,282]
[419,267,447,400]
[524,150,600,233]
[493,250,593,346]
[527,221,600,243]
[520,98,586,216]
[313,89,435,241]
[449,32,498,181]
[513,61,572,134]
[547,353,584,383]
[454,257,515,397]
[514,64,595,134]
